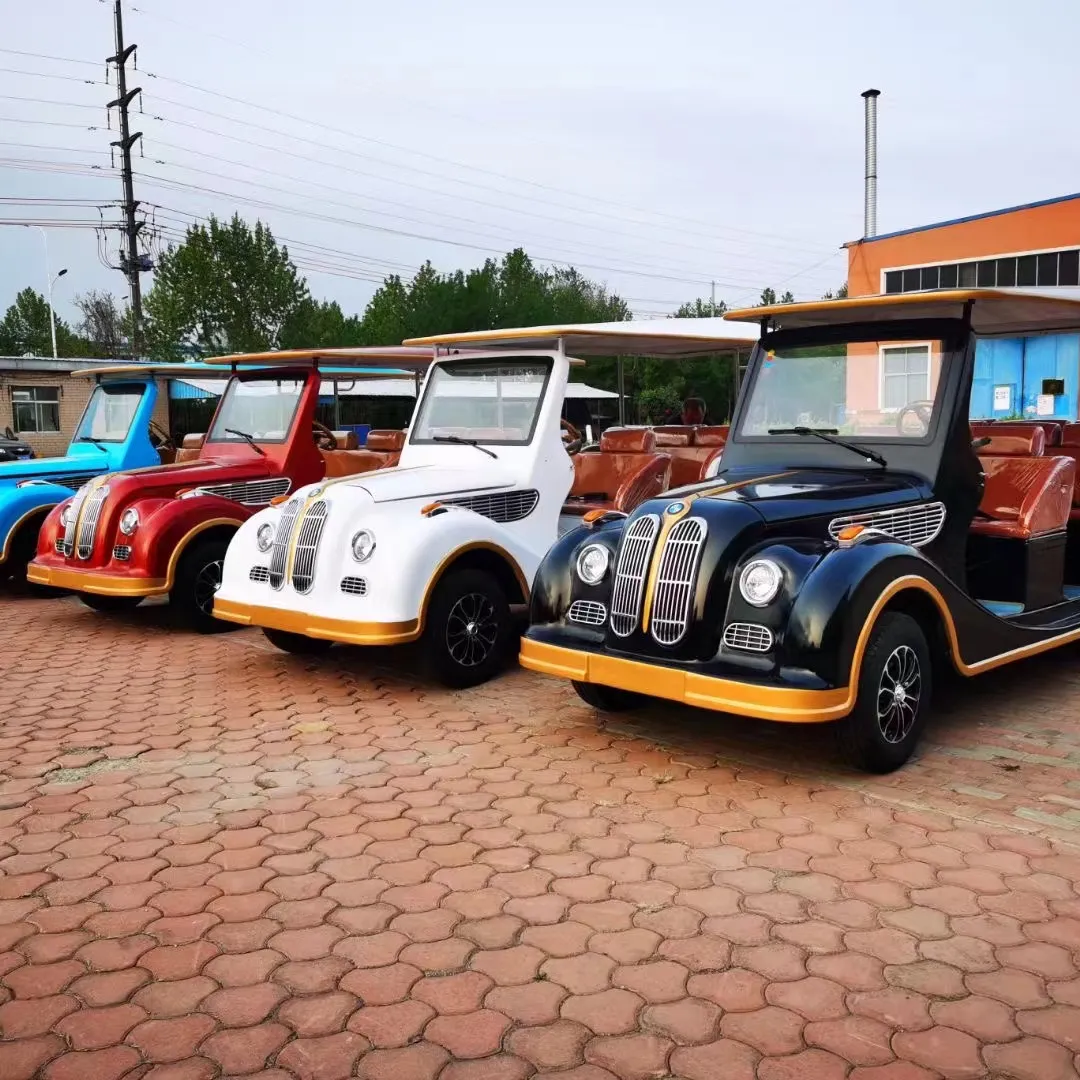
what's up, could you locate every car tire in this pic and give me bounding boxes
[263,628,334,655]
[836,611,931,773]
[424,568,512,688]
[171,537,235,633]
[572,680,644,712]
[79,593,143,613]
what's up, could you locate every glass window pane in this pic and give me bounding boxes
[902,268,921,292]
[996,258,1017,287]
[921,266,940,290]
[883,354,905,374]
[977,260,997,287]
[884,270,902,294]
[958,262,977,287]
[1017,254,1037,286]
[940,264,958,288]
[883,376,906,410]
[1060,250,1080,287]
[1037,252,1059,286]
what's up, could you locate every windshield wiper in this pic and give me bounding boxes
[768,426,887,469]
[225,428,267,456]
[75,437,108,452]
[432,434,498,460]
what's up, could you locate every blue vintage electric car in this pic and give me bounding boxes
[0,363,194,583]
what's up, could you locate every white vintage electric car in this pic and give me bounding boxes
[212,320,756,686]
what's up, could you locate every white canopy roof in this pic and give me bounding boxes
[725,288,1080,336]
[174,377,619,400]
[407,317,758,356]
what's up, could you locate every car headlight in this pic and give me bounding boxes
[351,529,376,562]
[739,559,783,607]
[256,523,275,553]
[576,544,610,585]
[119,508,139,536]
[60,502,73,527]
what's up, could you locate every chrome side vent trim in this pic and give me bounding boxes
[609,514,660,638]
[76,485,109,560]
[268,498,301,590]
[193,477,292,506]
[340,576,368,596]
[444,489,539,523]
[290,500,328,594]
[568,600,607,626]
[723,622,773,653]
[249,566,270,583]
[59,484,91,556]
[828,502,946,547]
[651,516,707,646]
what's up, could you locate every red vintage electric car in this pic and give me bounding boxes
[27,348,430,629]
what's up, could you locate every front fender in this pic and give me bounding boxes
[0,484,69,562]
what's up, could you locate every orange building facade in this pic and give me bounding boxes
[843,193,1080,421]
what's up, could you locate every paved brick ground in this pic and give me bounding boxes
[1,591,1079,1080]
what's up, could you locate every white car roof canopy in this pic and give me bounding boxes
[406,317,759,356]
[725,288,1080,337]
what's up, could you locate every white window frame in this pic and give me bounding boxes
[878,343,932,413]
[11,385,61,434]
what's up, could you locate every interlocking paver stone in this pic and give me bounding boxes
[5,595,1080,1079]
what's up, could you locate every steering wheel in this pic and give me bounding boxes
[312,420,338,451]
[897,401,933,436]
[561,418,584,455]
[149,420,175,452]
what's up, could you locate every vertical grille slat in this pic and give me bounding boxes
[650,517,707,646]
[268,498,300,590]
[609,514,660,638]
[75,485,110,560]
[290,500,328,594]
[59,485,91,556]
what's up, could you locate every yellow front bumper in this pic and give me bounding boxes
[519,638,853,723]
[213,597,421,646]
[26,562,167,597]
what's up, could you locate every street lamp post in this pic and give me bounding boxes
[25,225,68,359]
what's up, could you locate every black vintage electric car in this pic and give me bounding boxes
[521,290,1080,772]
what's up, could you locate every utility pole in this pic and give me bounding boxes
[107,0,145,356]
[710,280,716,316]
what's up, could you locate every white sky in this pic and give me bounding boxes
[2,0,1079,330]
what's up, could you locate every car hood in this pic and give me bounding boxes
[0,453,100,487]
[342,464,520,504]
[696,466,928,523]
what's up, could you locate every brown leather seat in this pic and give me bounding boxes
[654,425,729,487]
[175,433,204,463]
[1056,423,1080,520]
[318,429,405,478]
[970,424,1075,539]
[993,420,1064,447]
[329,430,359,450]
[565,428,671,516]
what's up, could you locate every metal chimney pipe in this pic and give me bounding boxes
[862,89,881,238]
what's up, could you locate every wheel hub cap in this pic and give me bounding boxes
[876,644,920,745]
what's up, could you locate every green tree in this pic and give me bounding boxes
[280,298,364,349]
[143,215,308,359]
[673,296,727,318]
[74,290,129,358]
[822,283,849,299]
[0,287,87,357]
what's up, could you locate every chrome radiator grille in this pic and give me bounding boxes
[723,622,773,653]
[194,477,292,506]
[76,485,110,560]
[290,501,328,594]
[445,489,539,523]
[268,498,301,589]
[59,485,91,556]
[650,517,707,646]
[828,502,946,547]
[609,514,660,637]
[568,600,607,626]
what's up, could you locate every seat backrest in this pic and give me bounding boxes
[330,430,358,450]
[972,422,1046,457]
[1060,423,1080,448]
[599,427,656,454]
[365,429,406,452]
[652,426,693,448]
[994,420,1063,447]
[175,433,204,463]
[693,425,729,447]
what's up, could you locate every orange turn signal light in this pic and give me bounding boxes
[583,509,608,523]
[421,502,443,516]
[176,487,193,497]
[269,494,290,506]
[837,525,865,541]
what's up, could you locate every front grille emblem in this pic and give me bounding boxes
[666,502,685,515]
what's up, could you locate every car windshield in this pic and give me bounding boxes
[207,377,304,444]
[74,383,146,443]
[739,337,946,439]
[410,358,552,445]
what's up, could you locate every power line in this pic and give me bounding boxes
[0,47,98,68]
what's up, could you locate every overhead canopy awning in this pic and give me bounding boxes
[725,288,1080,336]
[406,317,759,356]
[203,345,434,369]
